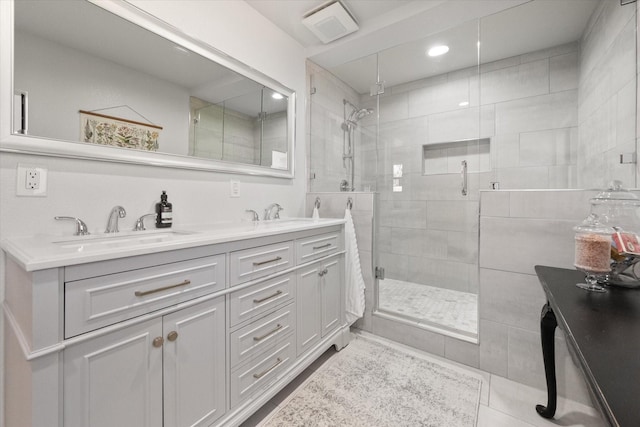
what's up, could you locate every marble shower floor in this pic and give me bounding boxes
[378,278,478,335]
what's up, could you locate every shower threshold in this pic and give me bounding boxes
[377,279,478,337]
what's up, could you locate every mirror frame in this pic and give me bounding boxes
[0,0,296,178]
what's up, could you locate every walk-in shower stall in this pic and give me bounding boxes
[308,0,635,341]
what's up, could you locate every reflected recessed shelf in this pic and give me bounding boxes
[422,138,491,175]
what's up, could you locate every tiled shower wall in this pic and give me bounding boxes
[365,41,580,294]
[306,61,366,193]
[578,0,637,189]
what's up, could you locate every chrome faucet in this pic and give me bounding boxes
[133,213,157,231]
[54,216,91,235]
[264,203,283,220]
[105,205,126,233]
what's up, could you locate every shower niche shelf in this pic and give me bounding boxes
[422,138,491,175]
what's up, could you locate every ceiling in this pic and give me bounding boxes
[246,0,601,94]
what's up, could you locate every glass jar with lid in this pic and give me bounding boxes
[574,214,614,292]
[574,181,640,290]
[588,180,640,233]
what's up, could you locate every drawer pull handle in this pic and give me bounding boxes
[134,279,191,297]
[253,324,283,341]
[253,256,282,266]
[312,243,332,250]
[253,290,283,304]
[253,357,283,379]
[318,268,329,277]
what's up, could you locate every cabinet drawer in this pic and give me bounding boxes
[296,232,341,265]
[229,273,294,327]
[229,241,293,286]
[65,254,225,338]
[230,304,294,368]
[230,339,295,408]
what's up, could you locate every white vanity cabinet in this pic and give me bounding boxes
[64,297,226,427]
[295,231,343,356]
[296,257,343,356]
[3,221,349,427]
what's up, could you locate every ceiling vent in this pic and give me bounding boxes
[302,1,359,44]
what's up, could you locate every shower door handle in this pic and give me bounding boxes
[461,160,468,196]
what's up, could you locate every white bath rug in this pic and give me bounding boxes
[260,336,481,427]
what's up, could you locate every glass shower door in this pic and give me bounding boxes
[372,19,482,339]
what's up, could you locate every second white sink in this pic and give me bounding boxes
[53,230,198,251]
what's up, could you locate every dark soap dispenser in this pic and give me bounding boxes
[155,191,173,228]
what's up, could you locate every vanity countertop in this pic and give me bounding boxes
[1,218,345,272]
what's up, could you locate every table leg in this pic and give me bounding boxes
[536,302,557,419]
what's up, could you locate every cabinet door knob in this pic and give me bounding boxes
[167,331,178,342]
[152,337,164,348]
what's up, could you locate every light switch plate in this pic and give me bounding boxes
[230,179,240,198]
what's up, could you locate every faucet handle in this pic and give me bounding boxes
[133,213,157,231]
[274,204,283,219]
[245,209,260,222]
[55,216,91,236]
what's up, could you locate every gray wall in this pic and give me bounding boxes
[307,61,364,193]
[579,0,637,188]
[479,189,597,405]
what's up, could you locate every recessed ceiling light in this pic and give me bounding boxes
[427,45,449,57]
[459,101,469,107]
[272,93,284,100]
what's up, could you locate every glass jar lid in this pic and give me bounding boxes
[574,213,615,235]
[590,180,640,205]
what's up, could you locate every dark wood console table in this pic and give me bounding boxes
[535,266,640,427]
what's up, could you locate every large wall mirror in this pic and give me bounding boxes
[1,0,296,178]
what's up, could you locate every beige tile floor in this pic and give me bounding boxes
[240,332,605,427]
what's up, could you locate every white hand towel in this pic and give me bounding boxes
[312,206,320,220]
[344,208,365,324]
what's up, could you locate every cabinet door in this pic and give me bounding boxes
[63,318,163,427]
[296,264,321,356]
[321,258,342,337]
[163,297,226,427]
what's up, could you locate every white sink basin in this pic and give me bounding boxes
[53,230,198,251]
[256,218,319,228]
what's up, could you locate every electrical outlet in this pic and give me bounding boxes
[17,163,47,197]
[26,169,40,190]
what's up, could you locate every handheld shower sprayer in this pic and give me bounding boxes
[341,100,375,191]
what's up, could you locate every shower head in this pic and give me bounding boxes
[349,108,374,122]
[342,107,374,130]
